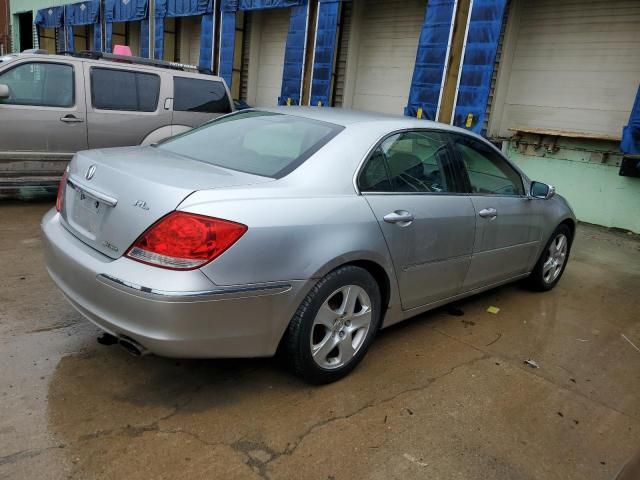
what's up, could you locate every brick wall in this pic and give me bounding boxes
[0,0,9,55]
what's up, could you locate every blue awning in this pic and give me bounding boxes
[34,6,65,28]
[621,85,640,155]
[64,0,100,26]
[239,0,303,10]
[155,0,212,18]
[104,0,148,22]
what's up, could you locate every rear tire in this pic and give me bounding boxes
[281,266,382,384]
[526,224,572,291]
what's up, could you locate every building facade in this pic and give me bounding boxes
[0,0,9,55]
[6,0,640,231]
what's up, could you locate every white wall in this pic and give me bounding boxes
[252,8,289,107]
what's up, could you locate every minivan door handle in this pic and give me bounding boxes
[478,208,498,219]
[60,114,84,123]
[383,211,414,225]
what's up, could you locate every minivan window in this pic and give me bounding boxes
[173,77,231,114]
[157,111,343,178]
[91,68,160,112]
[0,62,74,107]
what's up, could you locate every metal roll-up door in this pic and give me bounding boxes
[496,0,640,138]
[255,8,290,107]
[351,0,426,114]
[332,1,352,107]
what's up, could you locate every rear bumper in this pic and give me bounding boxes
[41,208,312,358]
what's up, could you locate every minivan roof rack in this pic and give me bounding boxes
[60,50,214,75]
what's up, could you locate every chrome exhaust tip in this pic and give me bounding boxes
[118,336,149,357]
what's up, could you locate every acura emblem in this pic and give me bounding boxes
[85,165,97,180]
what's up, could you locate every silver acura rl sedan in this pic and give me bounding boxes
[42,108,575,383]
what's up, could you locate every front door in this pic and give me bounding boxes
[360,130,476,310]
[0,60,87,163]
[451,134,542,291]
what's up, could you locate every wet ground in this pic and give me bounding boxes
[1,201,639,480]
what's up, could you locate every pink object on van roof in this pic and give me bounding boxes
[113,45,132,56]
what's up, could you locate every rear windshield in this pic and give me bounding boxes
[156,111,344,178]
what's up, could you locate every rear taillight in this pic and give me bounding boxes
[56,169,68,212]
[125,212,247,270]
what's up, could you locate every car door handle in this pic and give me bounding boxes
[60,115,84,123]
[478,208,498,218]
[383,211,414,225]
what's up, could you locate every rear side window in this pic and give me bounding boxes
[91,68,160,112]
[0,62,74,107]
[157,111,343,178]
[173,77,232,114]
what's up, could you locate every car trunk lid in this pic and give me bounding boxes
[60,146,272,259]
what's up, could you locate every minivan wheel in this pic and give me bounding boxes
[282,266,382,384]
[526,224,572,292]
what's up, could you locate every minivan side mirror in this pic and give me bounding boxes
[0,84,9,100]
[530,181,555,200]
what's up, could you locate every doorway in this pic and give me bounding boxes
[18,11,34,51]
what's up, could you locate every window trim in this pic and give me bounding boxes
[355,128,466,196]
[450,132,526,197]
[89,66,161,112]
[0,61,75,108]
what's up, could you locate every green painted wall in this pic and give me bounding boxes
[506,134,640,233]
[9,0,67,52]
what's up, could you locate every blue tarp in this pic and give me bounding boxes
[239,0,302,10]
[64,1,101,52]
[452,0,507,133]
[278,4,308,105]
[405,0,457,120]
[199,13,216,71]
[35,6,64,28]
[621,85,640,155]
[104,0,149,54]
[309,0,339,106]
[218,10,237,86]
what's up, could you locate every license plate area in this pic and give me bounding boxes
[68,185,106,238]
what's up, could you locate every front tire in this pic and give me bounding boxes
[282,266,382,384]
[526,224,572,291]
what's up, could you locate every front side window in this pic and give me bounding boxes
[0,62,74,107]
[91,68,160,112]
[359,131,457,193]
[173,77,232,114]
[453,136,524,196]
[157,111,343,178]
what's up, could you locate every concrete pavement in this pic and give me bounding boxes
[1,201,639,479]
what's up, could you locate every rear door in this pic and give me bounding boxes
[361,130,476,310]
[171,76,233,128]
[0,58,87,160]
[84,63,172,148]
[451,134,541,291]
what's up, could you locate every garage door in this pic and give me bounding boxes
[351,0,426,114]
[494,0,640,138]
[254,8,290,107]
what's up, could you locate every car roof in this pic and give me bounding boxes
[255,106,485,139]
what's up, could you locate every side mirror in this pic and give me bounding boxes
[530,181,555,200]
[0,84,9,100]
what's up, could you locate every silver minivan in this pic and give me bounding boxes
[0,52,233,190]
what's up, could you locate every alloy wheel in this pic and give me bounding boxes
[310,285,373,369]
[542,233,568,284]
